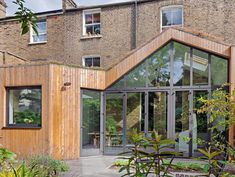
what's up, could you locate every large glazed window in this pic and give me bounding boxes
[7,87,42,128]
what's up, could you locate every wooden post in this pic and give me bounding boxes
[229,46,235,147]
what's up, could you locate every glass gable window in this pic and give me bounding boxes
[108,41,228,90]
[161,6,183,31]
[147,43,171,87]
[83,9,101,36]
[7,87,42,127]
[173,42,190,86]
[30,19,47,43]
[193,49,209,85]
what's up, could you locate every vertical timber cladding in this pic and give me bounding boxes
[50,65,105,159]
[230,46,235,147]
[0,64,50,157]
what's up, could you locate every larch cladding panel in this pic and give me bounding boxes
[0,64,50,157]
[50,65,81,159]
[50,65,105,159]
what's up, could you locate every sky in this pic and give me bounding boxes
[5,0,131,16]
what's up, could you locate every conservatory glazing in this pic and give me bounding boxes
[81,41,228,157]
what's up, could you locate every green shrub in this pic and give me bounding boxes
[0,148,17,168]
[27,156,69,177]
[0,162,38,177]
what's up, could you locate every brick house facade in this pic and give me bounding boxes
[1,0,235,69]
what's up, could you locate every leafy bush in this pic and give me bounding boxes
[0,162,36,177]
[119,129,179,177]
[0,148,17,169]
[27,156,69,176]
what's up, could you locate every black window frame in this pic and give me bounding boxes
[6,86,42,129]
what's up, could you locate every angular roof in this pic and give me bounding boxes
[105,27,231,88]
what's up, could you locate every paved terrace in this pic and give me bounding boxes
[62,156,120,177]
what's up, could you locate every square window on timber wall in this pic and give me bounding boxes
[6,86,42,128]
[161,6,183,31]
[83,56,101,67]
[30,19,47,44]
[83,9,101,36]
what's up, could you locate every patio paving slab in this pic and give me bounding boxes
[62,156,120,177]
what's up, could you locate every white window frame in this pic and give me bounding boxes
[82,55,101,67]
[30,19,47,44]
[160,5,183,32]
[82,8,101,36]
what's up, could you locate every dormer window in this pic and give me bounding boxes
[161,6,183,31]
[83,9,101,37]
[30,19,47,44]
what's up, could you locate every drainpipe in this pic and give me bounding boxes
[135,0,138,49]
[131,0,138,49]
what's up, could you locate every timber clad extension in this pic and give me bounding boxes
[0,0,235,159]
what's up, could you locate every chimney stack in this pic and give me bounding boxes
[62,0,77,13]
[0,0,6,18]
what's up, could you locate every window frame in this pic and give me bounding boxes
[160,5,184,32]
[30,19,47,44]
[82,8,101,37]
[82,55,101,67]
[6,86,42,129]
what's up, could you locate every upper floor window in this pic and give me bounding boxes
[161,6,183,31]
[83,56,101,67]
[6,86,42,128]
[83,9,101,36]
[30,19,47,44]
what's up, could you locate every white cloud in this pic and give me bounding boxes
[5,0,131,16]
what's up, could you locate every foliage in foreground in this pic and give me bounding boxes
[0,148,69,177]
[118,129,178,177]
[27,156,69,177]
[13,0,38,35]
[196,86,235,176]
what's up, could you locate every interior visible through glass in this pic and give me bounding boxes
[175,91,190,156]
[82,90,101,150]
[105,93,123,148]
[148,92,168,138]
[8,87,41,127]
[126,92,145,144]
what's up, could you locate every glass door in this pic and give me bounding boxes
[81,90,101,156]
[174,91,190,157]
[148,92,168,138]
[105,93,124,154]
[126,92,145,145]
[192,91,209,156]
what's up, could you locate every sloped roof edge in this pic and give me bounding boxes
[105,27,231,88]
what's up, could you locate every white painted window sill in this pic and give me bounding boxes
[28,41,47,45]
[80,35,102,40]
